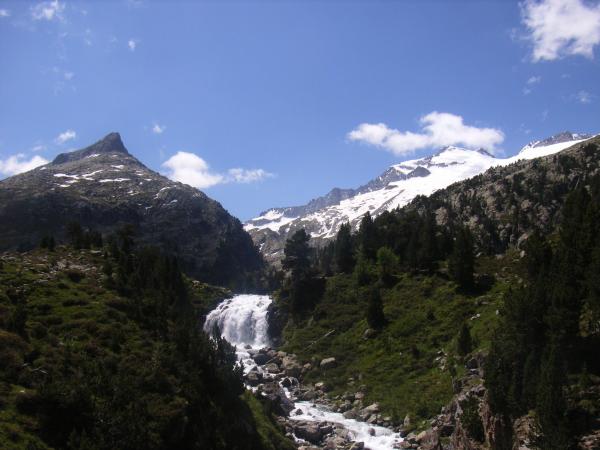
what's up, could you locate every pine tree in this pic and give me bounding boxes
[335,223,355,273]
[357,212,378,260]
[366,288,385,330]
[536,345,570,450]
[449,226,474,290]
[376,247,398,285]
[282,229,312,281]
[457,322,473,357]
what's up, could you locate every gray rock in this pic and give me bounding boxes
[294,422,323,444]
[320,357,337,370]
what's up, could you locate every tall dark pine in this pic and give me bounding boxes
[457,322,473,357]
[282,229,312,281]
[282,229,314,314]
[335,223,355,274]
[449,226,474,290]
[358,212,378,260]
[366,288,385,330]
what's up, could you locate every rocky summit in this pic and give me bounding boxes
[0,132,263,287]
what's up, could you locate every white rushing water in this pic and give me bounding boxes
[204,294,271,374]
[204,294,402,450]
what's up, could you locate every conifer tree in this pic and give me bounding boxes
[449,226,474,290]
[366,288,385,330]
[335,222,355,273]
[376,246,398,285]
[457,322,473,357]
[357,212,378,260]
[282,229,311,281]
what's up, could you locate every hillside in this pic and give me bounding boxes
[245,132,592,265]
[0,133,264,288]
[0,244,292,450]
[269,135,600,449]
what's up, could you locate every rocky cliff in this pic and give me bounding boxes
[0,132,264,287]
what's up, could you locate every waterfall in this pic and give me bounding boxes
[204,294,402,449]
[203,294,271,348]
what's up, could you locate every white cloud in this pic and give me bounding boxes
[348,111,504,156]
[0,9,10,17]
[64,71,74,80]
[227,168,274,183]
[128,39,138,51]
[521,0,600,61]
[0,154,49,177]
[523,75,542,95]
[55,129,76,144]
[152,123,165,134]
[575,90,593,103]
[31,0,65,22]
[162,152,224,189]
[162,151,274,189]
[31,144,47,152]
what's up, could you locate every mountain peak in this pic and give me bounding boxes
[52,132,129,165]
[520,131,593,153]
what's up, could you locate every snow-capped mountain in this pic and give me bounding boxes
[245,132,593,263]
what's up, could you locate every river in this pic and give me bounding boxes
[204,294,403,450]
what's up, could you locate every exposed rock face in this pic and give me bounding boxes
[407,136,600,254]
[0,132,263,287]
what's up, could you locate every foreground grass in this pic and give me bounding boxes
[0,247,289,450]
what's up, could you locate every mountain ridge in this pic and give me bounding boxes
[245,132,594,264]
[0,132,264,288]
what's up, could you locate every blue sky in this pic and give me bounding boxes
[0,0,599,220]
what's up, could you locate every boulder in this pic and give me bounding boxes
[320,357,337,370]
[264,363,280,374]
[363,328,376,339]
[281,355,302,378]
[343,409,358,420]
[300,389,317,401]
[294,422,323,444]
[260,382,294,416]
[363,402,380,414]
[252,353,271,365]
[246,370,262,386]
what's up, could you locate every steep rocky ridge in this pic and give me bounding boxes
[0,132,263,287]
[408,135,600,254]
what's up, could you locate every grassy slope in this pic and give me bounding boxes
[0,247,288,450]
[281,251,522,430]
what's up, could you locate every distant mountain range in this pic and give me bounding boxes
[245,131,594,264]
[0,132,263,287]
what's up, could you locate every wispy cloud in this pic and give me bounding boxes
[521,0,600,61]
[152,123,166,134]
[227,168,274,183]
[523,75,542,95]
[348,111,504,156]
[0,154,49,177]
[0,9,10,18]
[55,129,76,144]
[128,39,139,51]
[31,0,66,22]
[31,144,47,152]
[575,90,593,103]
[162,151,273,189]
